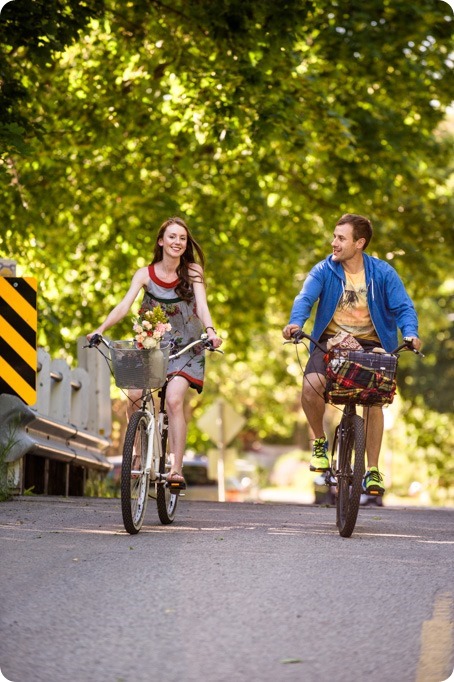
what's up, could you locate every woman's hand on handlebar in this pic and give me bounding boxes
[202,334,223,352]
[206,333,223,349]
[86,332,103,347]
[282,324,302,340]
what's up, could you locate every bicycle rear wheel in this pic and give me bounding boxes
[156,417,178,524]
[121,410,150,534]
[336,410,366,538]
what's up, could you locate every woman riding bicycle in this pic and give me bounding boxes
[282,213,422,496]
[87,216,222,489]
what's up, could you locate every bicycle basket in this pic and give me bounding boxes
[108,341,171,389]
[325,349,398,406]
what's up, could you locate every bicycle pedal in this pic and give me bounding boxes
[166,481,187,491]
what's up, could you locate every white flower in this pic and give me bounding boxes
[142,336,158,350]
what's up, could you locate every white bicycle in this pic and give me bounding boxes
[87,333,219,534]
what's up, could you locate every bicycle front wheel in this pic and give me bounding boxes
[121,410,150,534]
[336,411,366,538]
[156,422,178,525]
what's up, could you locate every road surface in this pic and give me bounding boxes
[1,496,453,682]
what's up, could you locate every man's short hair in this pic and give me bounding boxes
[336,213,373,250]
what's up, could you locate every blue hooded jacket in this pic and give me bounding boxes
[289,253,419,353]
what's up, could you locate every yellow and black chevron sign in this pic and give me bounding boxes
[0,277,37,405]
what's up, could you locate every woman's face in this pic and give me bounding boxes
[159,223,188,258]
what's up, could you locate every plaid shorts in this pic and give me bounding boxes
[304,336,383,376]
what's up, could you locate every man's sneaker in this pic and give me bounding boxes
[309,437,329,472]
[363,467,385,496]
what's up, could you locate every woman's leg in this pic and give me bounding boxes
[165,376,191,476]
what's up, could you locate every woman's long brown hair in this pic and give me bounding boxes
[151,217,205,301]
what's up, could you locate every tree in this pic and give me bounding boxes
[1,1,453,476]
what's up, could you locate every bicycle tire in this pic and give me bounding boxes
[336,411,366,538]
[156,418,178,524]
[121,410,150,534]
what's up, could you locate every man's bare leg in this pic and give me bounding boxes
[301,372,327,439]
[363,406,384,469]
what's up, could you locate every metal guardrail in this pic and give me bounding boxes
[1,341,114,495]
[0,393,111,468]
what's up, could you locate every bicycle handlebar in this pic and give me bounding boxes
[169,334,224,359]
[283,330,326,352]
[284,330,424,357]
[85,333,104,348]
[392,337,425,357]
[84,333,223,356]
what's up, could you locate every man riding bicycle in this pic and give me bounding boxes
[282,213,422,496]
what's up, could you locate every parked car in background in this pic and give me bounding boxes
[182,454,256,502]
[106,453,257,502]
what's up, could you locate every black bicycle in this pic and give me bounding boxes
[285,332,423,537]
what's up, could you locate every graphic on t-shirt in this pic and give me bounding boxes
[325,270,379,341]
[339,284,367,310]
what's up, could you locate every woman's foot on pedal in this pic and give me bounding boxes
[309,437,329,471]
[166,471,187,491]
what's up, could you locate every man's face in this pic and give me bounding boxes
[331,223,364,263]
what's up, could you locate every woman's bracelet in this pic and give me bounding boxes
[205,326,217,334]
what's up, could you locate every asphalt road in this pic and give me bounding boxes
[1,496,453,682]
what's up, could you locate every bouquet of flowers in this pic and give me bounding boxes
[133,305,171,350]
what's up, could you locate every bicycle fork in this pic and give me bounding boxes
[145,409,170,486]
[322,418,354,491]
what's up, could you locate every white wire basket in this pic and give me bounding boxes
[108,341,171,389]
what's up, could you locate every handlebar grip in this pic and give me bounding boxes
[402,337,424,357]
[204,340,224,353]
[291,330,305,342]
[88,333,102,348]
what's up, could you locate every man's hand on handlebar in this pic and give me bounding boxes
[282,324,302,340]
[403,336,423,352]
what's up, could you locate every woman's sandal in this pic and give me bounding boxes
[166,470,187,491]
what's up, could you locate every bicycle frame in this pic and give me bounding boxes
[136,384,169,483]
[132,403,159,481]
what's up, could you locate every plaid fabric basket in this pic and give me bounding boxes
[325,350,398,406]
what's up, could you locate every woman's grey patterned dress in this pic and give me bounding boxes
[140,264,205,392]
